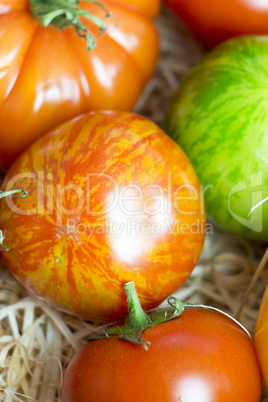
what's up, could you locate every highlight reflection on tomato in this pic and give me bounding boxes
[0,111,206,323]
[164,0,268,49]
[0,0,160,169]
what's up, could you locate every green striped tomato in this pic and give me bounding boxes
[164,36,268,242]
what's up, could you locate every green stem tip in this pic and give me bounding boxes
[0,189,28,251]
[123,281,150,329]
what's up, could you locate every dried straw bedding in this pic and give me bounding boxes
[0,7,267,402]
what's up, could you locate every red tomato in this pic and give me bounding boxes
[0,0,160,169]
[62,307,262,401]
[164,0,268,49]
[0,111,205,323]
[254,285,268,388]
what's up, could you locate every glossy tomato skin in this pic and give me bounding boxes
[110,0,160,18]
[254,286,268,389]
[164,0,268,49]
[0,111,205,323]
[0,0,159,169]
[164,36,268,242]
[62,308,262,402]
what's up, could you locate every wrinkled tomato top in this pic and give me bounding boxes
[0,0,160,168]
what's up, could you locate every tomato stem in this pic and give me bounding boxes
[88,281,185,350]
[123,282,150,329]
[29,0,111,50]
[0,189,28,200]
[0,190,28,251]
[88,282,252,348]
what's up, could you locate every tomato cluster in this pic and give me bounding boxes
[0,0,267,401]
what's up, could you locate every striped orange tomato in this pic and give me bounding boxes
[0,111,205,323]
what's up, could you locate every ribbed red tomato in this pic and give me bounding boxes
[164,0,268,49]
[0,0,160,169]
[0,111,205,323]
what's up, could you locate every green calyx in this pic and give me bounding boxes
[0,190,28,251]
[88,281,185,350]
[30,0,111,50]
[87,282,252,349]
